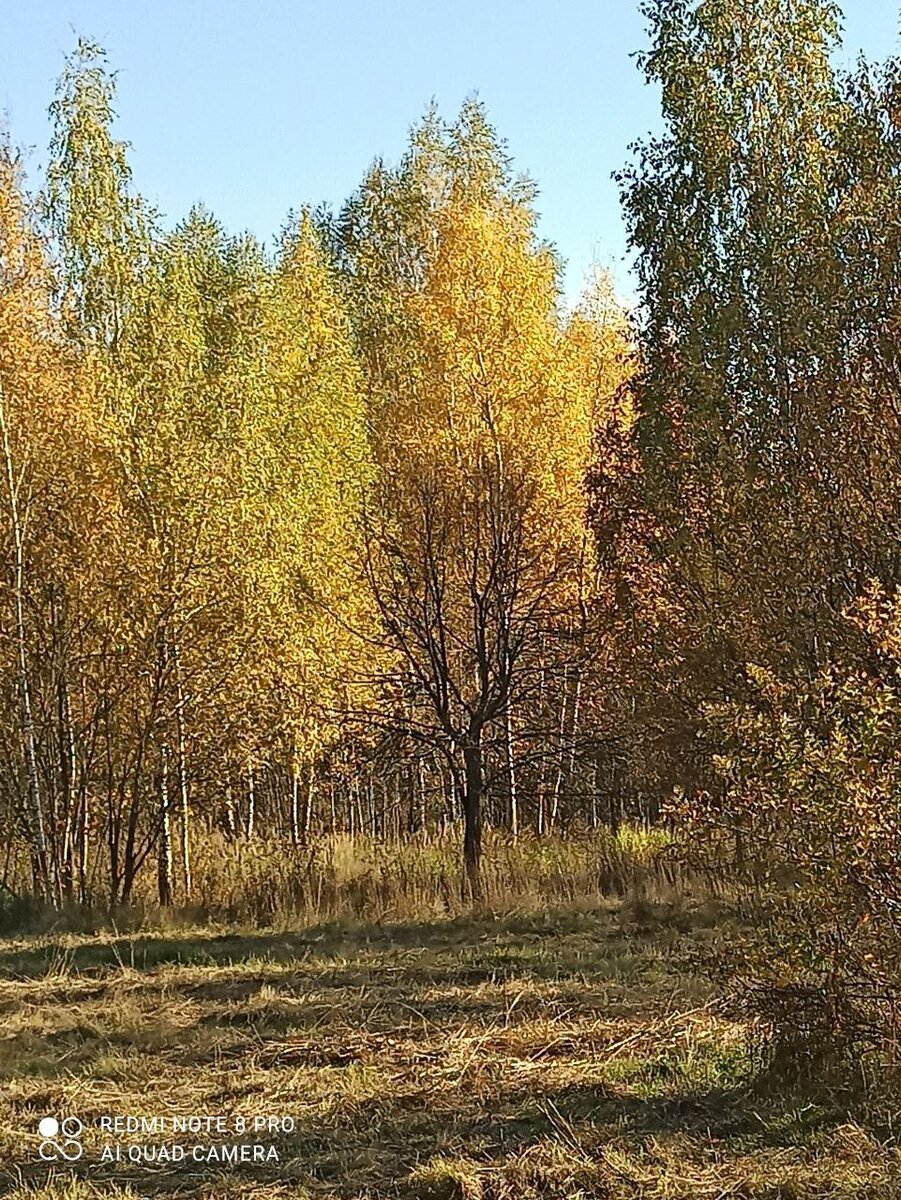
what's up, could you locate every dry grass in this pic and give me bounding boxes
[156,827,678,925]
[0,895,898,1198]
[0,829,681,933]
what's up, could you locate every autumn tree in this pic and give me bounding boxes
[623,0,901,1051]
[29,40,376,906]
[0,142,118,905]
[337,107,630,893]
[618,0,860,799]
[0,41,638,917]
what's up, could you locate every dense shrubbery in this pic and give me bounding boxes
[613,0,901,1085]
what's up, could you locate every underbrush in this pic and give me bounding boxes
[0,826,681,935]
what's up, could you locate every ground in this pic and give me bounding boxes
[0,900,898,1198]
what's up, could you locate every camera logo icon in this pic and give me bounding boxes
[38,1116,83,1161]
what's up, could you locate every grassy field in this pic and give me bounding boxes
[0,897,898,1199]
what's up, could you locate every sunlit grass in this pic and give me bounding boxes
[1,900,899,1198]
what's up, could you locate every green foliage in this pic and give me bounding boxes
[618,0,901,1083]
[46,38,150,347]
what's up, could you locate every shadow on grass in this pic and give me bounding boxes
[0,905,760,1196]
[0,1073,844,1199]
[0,908,673,983]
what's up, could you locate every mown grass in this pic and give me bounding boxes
[0,892,898,1199]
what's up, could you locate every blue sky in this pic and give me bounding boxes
[1,1,899,302]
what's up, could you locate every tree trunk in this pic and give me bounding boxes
[53,594,76,904]
[78,785,90,904]
[290,761,301,846]
[245,761,255,841]
[608,761,622,836]
[505,705,518,840]
[224,779,237,840]
[591,757,602,831]
[418,759,427,832]
[0,390,50,903]
[174,648,191,900]
[157,747,174,906]
[78,677,90,903]
[550,667,571,832]
[536,661,548,836]
[462,733,483,901]
[302,762,314,843]
[565,670,582,828]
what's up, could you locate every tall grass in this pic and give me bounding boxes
[170,826,677,924]
[0,827,680,933]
